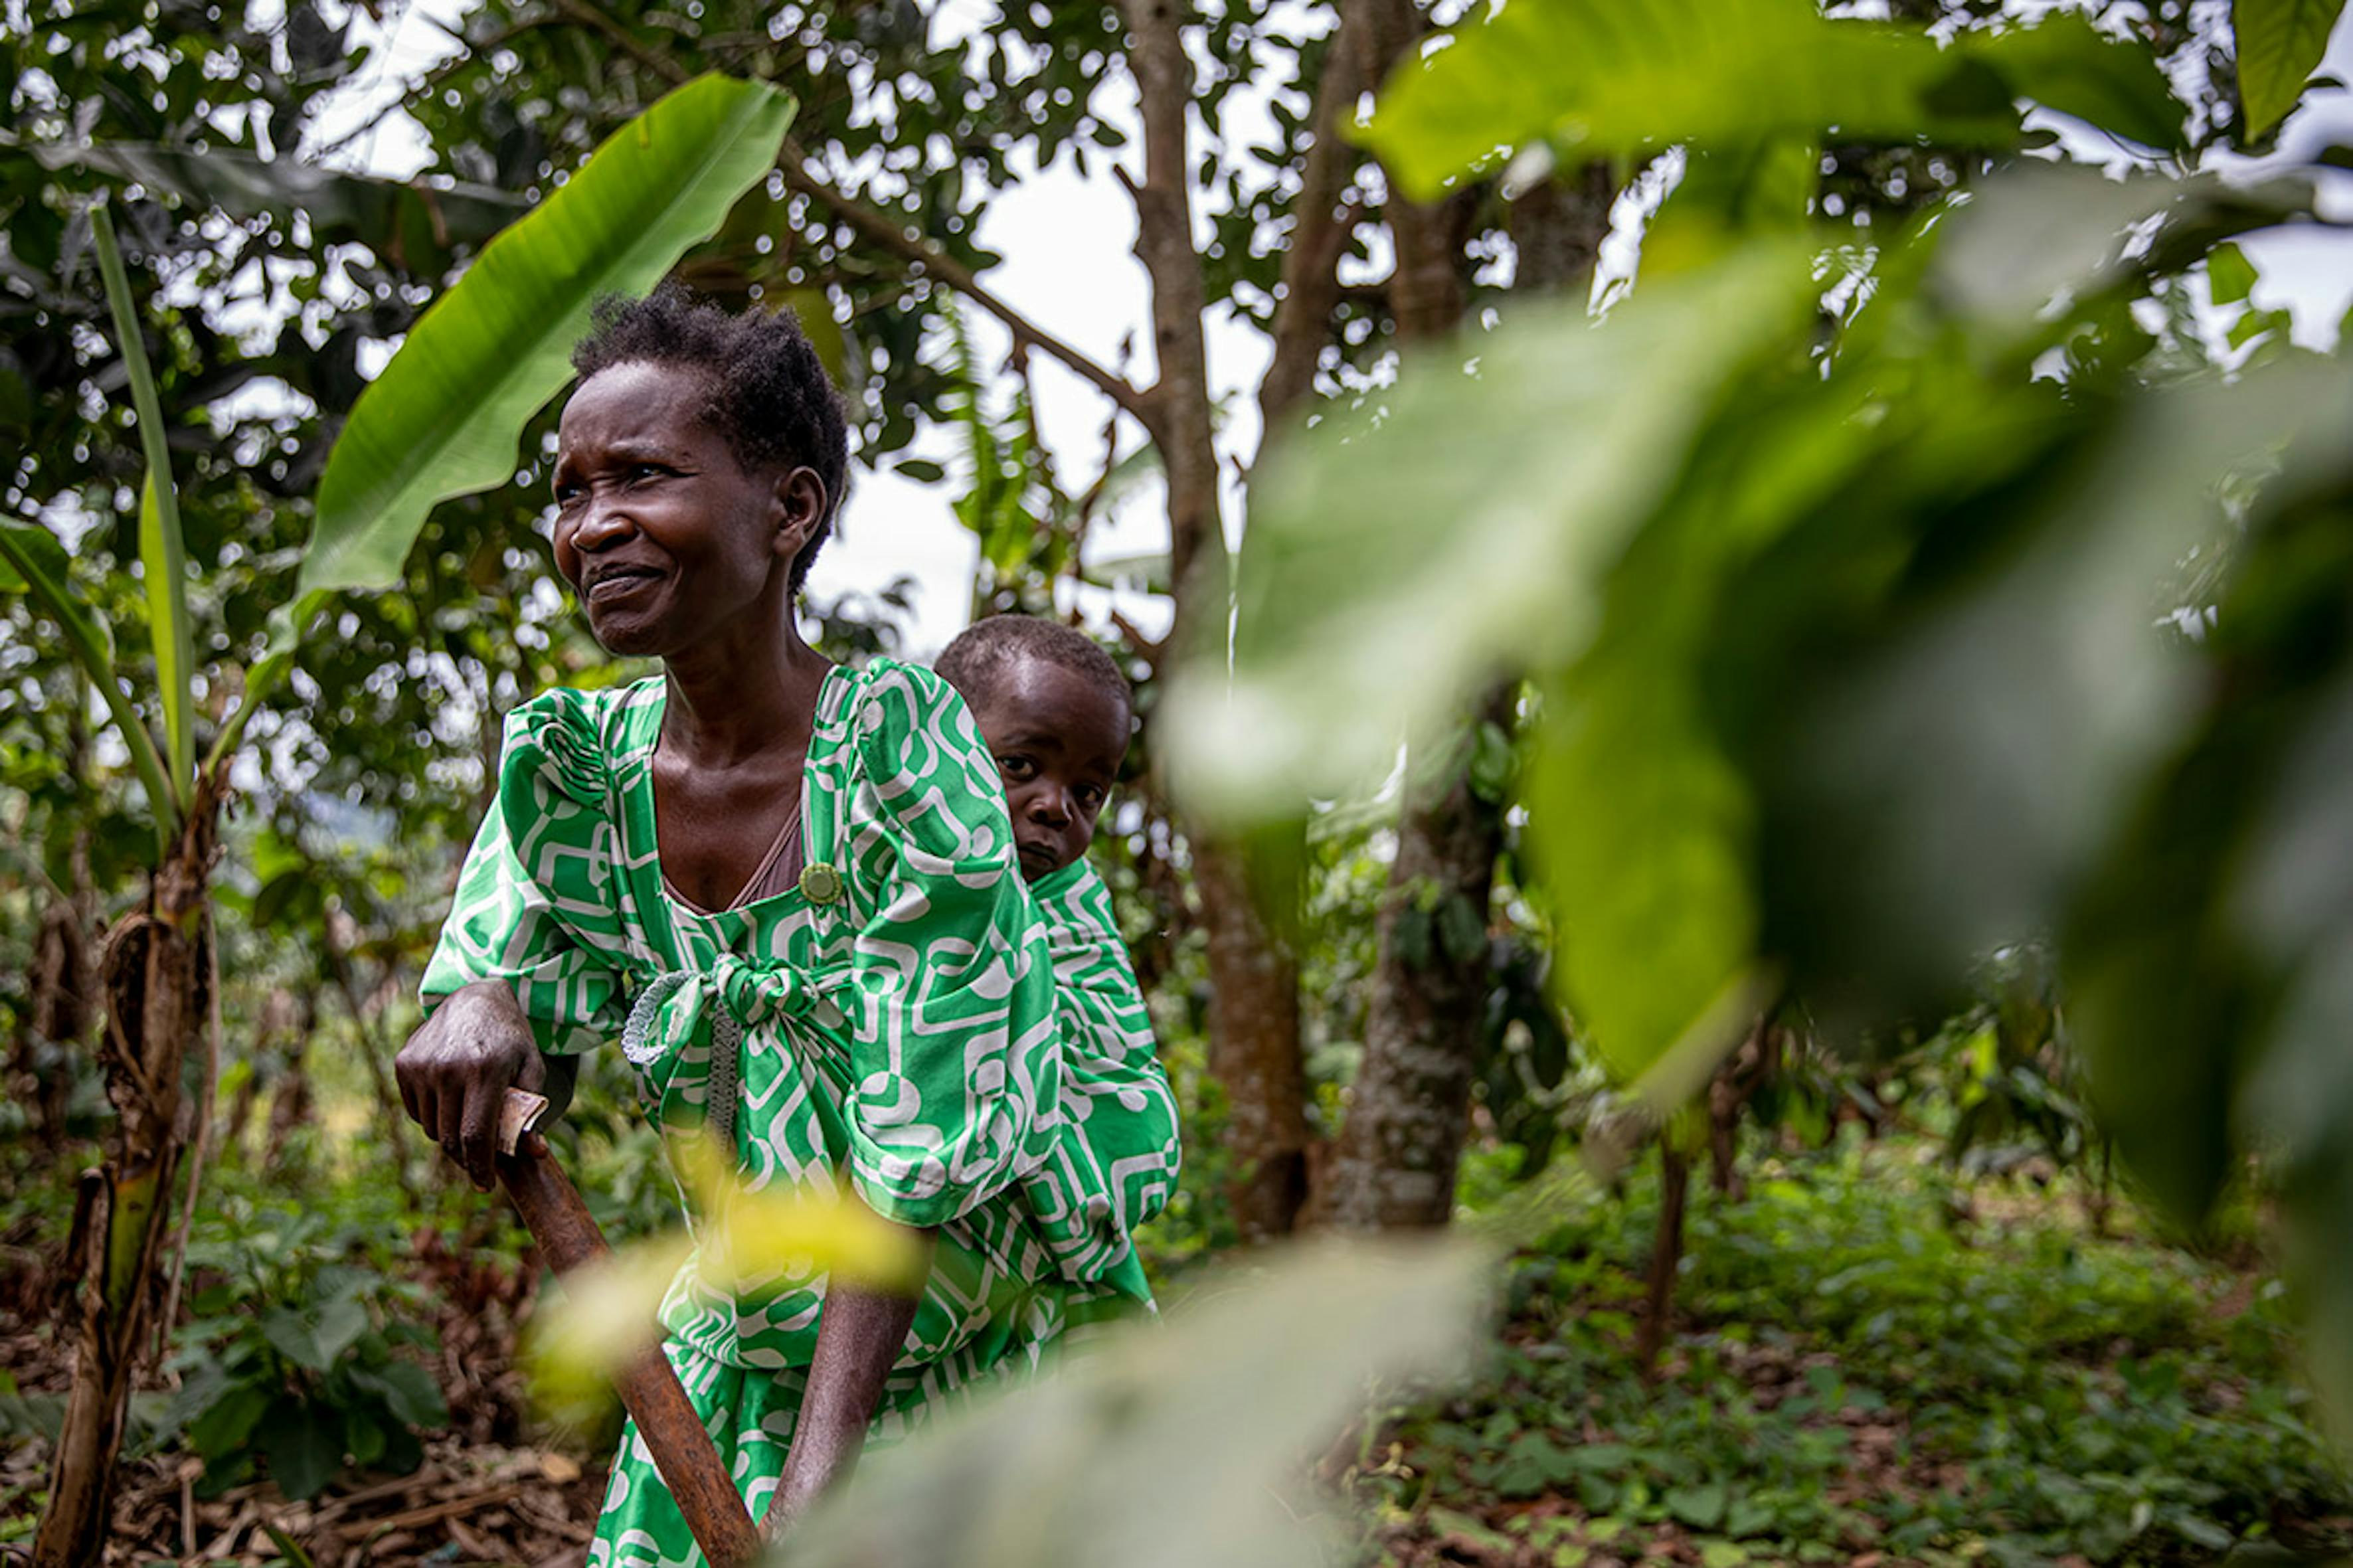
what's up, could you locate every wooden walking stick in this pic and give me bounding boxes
[495,1090,764,1568]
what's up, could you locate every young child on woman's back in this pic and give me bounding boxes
[934,615,1179,1286]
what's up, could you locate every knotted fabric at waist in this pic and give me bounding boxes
[620,954,853,1152]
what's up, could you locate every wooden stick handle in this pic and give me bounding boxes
[495,1108,763,1568]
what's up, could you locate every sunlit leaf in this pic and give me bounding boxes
[301,74,797,594]
[1361,0,2182,201]
[2233,0,2348,138]
[1528,373,1880,1079]
[93,204,193,814]
[135,473,195,798]
[1531,635,1757,1084]
[531,1146,924,1403]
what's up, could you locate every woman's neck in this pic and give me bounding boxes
[658,597,833,769]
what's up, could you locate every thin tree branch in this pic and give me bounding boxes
[777,140,1154,423]
[1362,0,1470,346]
[481,1,1150,424]
[1114,0,1223,596]
[1257,7,1374,434]
[1110,609,1166,675]
[551,0,690,85]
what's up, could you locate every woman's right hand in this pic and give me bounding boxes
[395,978,545,1191]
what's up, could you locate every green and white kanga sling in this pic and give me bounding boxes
[420,659,1179,1567]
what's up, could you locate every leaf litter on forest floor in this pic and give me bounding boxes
[1351,1136,2352,1568]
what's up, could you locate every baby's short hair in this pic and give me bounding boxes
[936,615,1132,727]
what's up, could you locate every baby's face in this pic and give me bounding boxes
[967,655,1128,882]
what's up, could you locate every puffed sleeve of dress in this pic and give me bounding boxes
[418,688,628,1057]
[837,662,1065,1229]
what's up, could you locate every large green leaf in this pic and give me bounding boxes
[1926,165,2312,335]
[1361,0,2184,201]
[93,205,194,816]
[300,74,798,595]
[1532,650,1759,1083]
[136,472,193,794]
[0,517,175,841]
[1528,383,1881,1080]
[784,1239,1488,1568]
[1964,13,2192,153]
[2233,0,2348,138]
[258,1399,339,1501]
[1755,361,2353,1039]
[2059,397,2353,1438]
[1164,244,1815,818]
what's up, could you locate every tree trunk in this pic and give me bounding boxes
[1706,1014,1779,1203]
[1510,161,1618,296]
[1120,0,1316,1241]
[264,991,314,1171]
[35,794,217,1568]
[1193,843,1312,1237]
[1320,32,1619,1232]
[1636,1140,1690,1381]
[19,899,90,1151]
[323,911,422,1208]
[1318,1,1483,1232]
[1325,687,1513,1228]
[18,693,97,1152]
[1255,3,1373,432]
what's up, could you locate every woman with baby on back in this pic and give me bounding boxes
[394,287,1179,1566]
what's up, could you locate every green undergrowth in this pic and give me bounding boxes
[1356,1136,2351,1568]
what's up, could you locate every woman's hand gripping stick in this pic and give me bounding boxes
[495,1089,764,1568]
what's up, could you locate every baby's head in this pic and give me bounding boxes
[937,615,1132,883]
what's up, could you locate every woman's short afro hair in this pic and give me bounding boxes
[570,285,849,593]
[936,614,1133,730]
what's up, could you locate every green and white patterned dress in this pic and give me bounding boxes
[418,658,1178,1567]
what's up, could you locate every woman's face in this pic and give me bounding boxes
[550,360,815,659]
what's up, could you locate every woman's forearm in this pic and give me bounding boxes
[765,1217,933,1533]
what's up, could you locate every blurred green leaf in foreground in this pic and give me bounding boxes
[782,1238,1488,1568]
[532,1156,1489,1568]
[1168,0,2353,1441]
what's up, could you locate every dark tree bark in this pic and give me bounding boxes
[1322,39,1617,1231]
[1636,1140,1691,1381]
[264,989,316,1170]
[1121,0,1334,1240]
[19,899,90,1152]
[1326,686,1515,1227]
[36,791,217,1568]
[1510,161,1618,295]
[1707,1014,1781,1202]
[16,693,96,1152]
